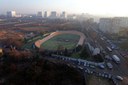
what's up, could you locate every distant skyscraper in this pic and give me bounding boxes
[37,11,43,17]
[7,11,16,17]
[60,11,67,19]
[50,11,57,18]
[44,11,50,18]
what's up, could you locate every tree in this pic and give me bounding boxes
[64,48,69,56]
[57,45,64,55]
[75,45,82,52]
[2,38,23,49]
[80,47,88,59]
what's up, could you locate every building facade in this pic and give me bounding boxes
[99,17,128,33]
[99,18,112,33]
[60,12,67,19]
[50,11,57,18]
[44,11,50,18]
[37,11,43,17]
[7,11,16,17]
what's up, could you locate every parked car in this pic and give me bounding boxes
[106,62,113,69]
[116,76,123,81]
[99,64,105,69]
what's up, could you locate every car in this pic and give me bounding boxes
[90,65,96,69]
[116,76,123,81]
[108,74,112,79]
[112,77,118,85]
[84,62,87,66]
[101,74,104,77]
[102,50,107,55]
[98,73,102,76]
[90,71,93,74]
[105,55,112,60]
[77,66,83,70]
[72,65,76,68]
[112,55,120,64]
[86,64,90,67]
[85,69,88,73]
[99,64,105,69]
[104,74,108,78]
[67,64,71,67]
[106,62,113,69]
[101,38,104,40]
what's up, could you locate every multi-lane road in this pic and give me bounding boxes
[86,28,128,84]
[79,22,128,84]
[94,30,128,75]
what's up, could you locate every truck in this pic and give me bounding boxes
[112,55,120,64]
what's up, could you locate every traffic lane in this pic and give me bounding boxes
[49,54,125,82]
[85,37,123,75]
[51,50,126,76]
[94,38,128,76]
[103,49,128,76]
[114,50,127,63]
[87,37,96,48]
[112,50,128,76]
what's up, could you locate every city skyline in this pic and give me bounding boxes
[1,0,128,17]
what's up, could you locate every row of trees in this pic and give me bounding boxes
[0,54,85,85]
[39,45,83,57]
[2,38,24,49]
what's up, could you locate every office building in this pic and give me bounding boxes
[44,11,50,18]
[37,11,43,17]
[60,12,67,19]
[50,11,57,18]
[99,18,112,33]
[7,11,16,17]
[99,17,128,33]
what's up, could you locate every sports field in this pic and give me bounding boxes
[41,34,80,51]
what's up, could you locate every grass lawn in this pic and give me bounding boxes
[22,34,49,50]
[41,34,80,51]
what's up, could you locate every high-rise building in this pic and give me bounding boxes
[7,11,16,17]
[60,12,67,19]
[99,17,128,33]
[44,11,50,18]
[37,11,43,17]
[50,11,57,18]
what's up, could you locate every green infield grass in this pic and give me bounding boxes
[41,34,80,51]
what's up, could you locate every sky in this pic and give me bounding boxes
[0,0,128,16]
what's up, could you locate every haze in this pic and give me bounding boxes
[1,0,128,16]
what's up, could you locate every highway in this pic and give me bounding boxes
[96,30,128,76]
[79,21,128,84]
[85,28,128,85]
